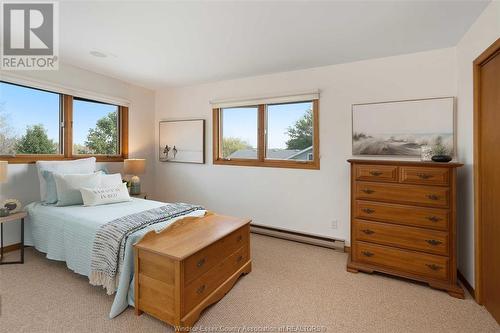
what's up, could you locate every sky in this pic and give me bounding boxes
[222,101,312,149]
[0,82,117,146]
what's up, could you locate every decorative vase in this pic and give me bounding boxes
[420,145,433,161]
[431,155,452,163]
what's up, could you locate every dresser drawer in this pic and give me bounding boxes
[355,181,449,208]
[354,200,449,230]
[355,241,449,281]
[184,245,249,313]
[354,164,398,182]
[184,225,249,285]
[400,167,450,186]
[353,220,449,255]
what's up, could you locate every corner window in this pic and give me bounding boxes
[0,81,62,156]
[73,98,120,156]
[213,99,319,169]
[0,80,128,163]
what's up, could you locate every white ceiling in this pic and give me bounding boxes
[59,1,490,89]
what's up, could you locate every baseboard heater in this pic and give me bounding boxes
[250,224,345,251]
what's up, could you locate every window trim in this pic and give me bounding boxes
[0,81,128,164]
[213,99,319,170]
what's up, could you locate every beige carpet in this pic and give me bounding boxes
[0,234,498,333]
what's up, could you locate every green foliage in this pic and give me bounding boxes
[222,137,251,158]
[84,112,118,155]
[0,106,18,154]
[15,124,57,154]
[285,109,313,150]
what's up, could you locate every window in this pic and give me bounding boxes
[0,82,62,156]
[213,99,319,169]
[221,106,258,159]
[73,98,120,156]
[0,81,128,163]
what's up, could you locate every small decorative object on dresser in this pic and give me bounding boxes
[123,159,146,195]
[347,159,464,298]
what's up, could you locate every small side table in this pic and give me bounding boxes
[0,211,26,265]
[130,192,148,199]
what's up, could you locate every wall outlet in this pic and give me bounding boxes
[331,220,338,229]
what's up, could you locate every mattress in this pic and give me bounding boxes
[25,198,206,318]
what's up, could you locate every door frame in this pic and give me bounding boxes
[473,37,500,305]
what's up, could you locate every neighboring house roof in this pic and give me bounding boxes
[229,146,312,160]
[287,146,313,160]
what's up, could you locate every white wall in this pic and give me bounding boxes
[455,1,500,287]
[0,63,156,246]
[154,48,457,242]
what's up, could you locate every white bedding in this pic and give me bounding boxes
[25,198,206,318]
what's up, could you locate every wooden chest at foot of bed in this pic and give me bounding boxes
[134,213,252,328]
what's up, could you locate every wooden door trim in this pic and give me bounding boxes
[473,37,500,305]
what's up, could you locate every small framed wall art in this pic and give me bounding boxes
[159,119,205,164]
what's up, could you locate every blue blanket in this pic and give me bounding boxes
[25,199,206,318]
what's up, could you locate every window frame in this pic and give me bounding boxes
[0,81,128,164]
[213,99,319,170]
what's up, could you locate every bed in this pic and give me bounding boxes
[25,198,207,318]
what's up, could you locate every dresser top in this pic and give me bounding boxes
[347,159,463,168]
[135,213,251,260]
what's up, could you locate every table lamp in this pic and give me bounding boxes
[123,159,146,195]
[0,161,9,216]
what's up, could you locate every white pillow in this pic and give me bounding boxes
[99,173,123,188]
[80,183,131,207]
[36,158,96,202]
[54,173,101,206]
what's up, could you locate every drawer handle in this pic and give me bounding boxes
[369,171,383,176]
[361,229,375,235]
[361,251,374,257]
[426,216,441,222]
[362,208,375,214]
[417,173,433,179]
[426,264,443,271]
[237,235,243,242]
[426,194,439,201]
[196,258,206,268]
[196,284,206,294]
[362,189,375,194]
[237,255,243,262]
[425,239,442,246]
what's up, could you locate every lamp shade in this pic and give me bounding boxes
[0,161,7,183]
[123,159,146,175]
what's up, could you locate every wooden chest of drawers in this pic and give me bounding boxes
[347,159,464,298]
[134,214,252,328]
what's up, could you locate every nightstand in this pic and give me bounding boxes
[130,192,148,199]
[0,211,26,265]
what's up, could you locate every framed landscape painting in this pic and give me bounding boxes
[159,119,205,164]
[352,97,455,157]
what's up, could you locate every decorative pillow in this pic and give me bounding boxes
[54,173,101,206]
[36,158,96,202]
[41,170,58,204]
[99,173,123,188]
[80,183,131,207]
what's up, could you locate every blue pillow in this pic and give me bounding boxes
[41,170,58,204]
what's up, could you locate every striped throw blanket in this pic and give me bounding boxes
[89,203,204,295]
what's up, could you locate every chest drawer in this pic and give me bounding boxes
[354,200,449,230]
[400,167,450,186]
[353,219,449,255]
[355,241,449,281]
[355,181,449,208]
[354,164,398,182]
[184,245,249,313]
[184,224,249,285]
